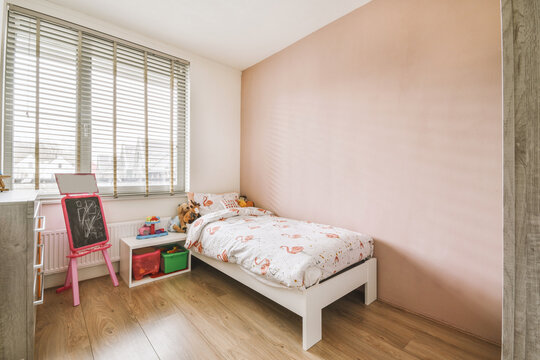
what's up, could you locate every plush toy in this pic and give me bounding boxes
[0,171,10,192]
[169,200,201,233]
[183,200,201,227]
[237,195,254,208]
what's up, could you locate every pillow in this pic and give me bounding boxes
[188,192,239,215]
[221,199,240,209]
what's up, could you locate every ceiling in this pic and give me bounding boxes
[43,0,371,70]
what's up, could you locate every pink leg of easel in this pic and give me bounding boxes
[61,258,73,290]
[70,258,80,307]
[56,259,73,293]
[56,258,79,306]
[102,249,119,287]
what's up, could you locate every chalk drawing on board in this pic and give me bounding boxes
[76,199,101,238]
[64,196,107,249]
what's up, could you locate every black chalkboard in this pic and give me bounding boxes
[63,196,108,250]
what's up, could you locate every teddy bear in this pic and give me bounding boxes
[169,200,201,233]
[237,195,254,207]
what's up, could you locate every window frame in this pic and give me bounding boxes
[0,4,190,197]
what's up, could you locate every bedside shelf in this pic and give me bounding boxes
[120,232,190,288]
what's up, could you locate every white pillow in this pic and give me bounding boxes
[189,192,239,215]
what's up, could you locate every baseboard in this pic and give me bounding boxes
[44,261,120,289]
[377,297,501,346]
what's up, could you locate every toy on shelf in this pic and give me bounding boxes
[166,246,179,254]
[169,200,201,233]
[237,195,254,207]
[0,171,10,192]
[136,216,168,239]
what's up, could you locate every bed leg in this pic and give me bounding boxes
[364,258,377,305]
[302,304,322,350]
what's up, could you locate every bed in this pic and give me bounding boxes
[184,206,377,350]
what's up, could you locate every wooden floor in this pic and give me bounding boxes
[35,259,501,360]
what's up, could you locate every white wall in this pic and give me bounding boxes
[1,0,241,230]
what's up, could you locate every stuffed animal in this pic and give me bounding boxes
[183,200,201,227]
[169,200,201,233]
[237,195,254,207]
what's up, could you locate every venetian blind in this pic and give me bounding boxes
[3,8,189,196]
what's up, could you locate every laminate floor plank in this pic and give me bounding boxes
[79,277,159,360]
[404,336,482,360]
[322,308,418,360]
[161,273,273,360]
[215,289,318,360]
[35,259,501,360]
[34,288,93,360]
[116,273,224,360]
[191,265,343,359]
[365,300,501,360]
[327,292,417,350]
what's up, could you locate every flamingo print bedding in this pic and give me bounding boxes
[184,207,373,288]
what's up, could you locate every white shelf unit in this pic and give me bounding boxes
[120,232,190,288]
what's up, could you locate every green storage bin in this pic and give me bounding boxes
[160,245,189,273]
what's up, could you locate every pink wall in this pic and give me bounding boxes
[241,0,502,344]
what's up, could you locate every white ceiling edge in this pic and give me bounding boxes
[30,0,373,70]
[240,0,374,69]
[1,0,241,73]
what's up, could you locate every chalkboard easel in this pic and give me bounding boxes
[55,174,119,306]
[62,194,108,251]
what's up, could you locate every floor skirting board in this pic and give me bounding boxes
[44,262,120,289]
[378,297,501,346]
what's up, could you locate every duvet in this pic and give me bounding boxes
[185,207,373,288]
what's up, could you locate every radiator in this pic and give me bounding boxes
[43,217,172,274]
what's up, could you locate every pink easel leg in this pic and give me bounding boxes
[70,258,80,307]
[102,249,119,287]
[56,258,73,294]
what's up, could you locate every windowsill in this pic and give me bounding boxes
[38,191,188,205]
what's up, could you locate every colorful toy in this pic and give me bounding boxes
[0,171,10,192]
[169,200,201,233]
[136,215,168,239]
[237,195,254,207]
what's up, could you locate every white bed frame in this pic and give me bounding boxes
[191,252,377,350]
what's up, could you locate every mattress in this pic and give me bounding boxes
[184,207,373,288]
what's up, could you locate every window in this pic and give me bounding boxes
[2,8,189,196]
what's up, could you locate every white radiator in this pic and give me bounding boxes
[43,217,172,274]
